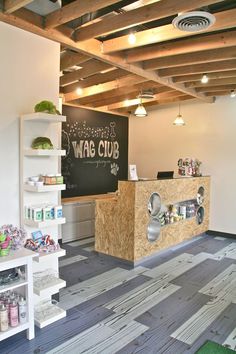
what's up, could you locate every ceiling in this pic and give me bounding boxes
[1,0,236,116]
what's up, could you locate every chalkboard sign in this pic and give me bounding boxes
[62,105,128,197]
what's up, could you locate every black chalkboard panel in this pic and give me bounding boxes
[62,105,128,197]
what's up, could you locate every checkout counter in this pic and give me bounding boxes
[95,176,210,262]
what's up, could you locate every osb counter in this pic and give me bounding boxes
[95,177,210,262]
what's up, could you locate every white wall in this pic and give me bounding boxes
[129,96,236,234]
[0,22,59,225]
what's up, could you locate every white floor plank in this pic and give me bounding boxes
[144,252,214,281]
[46,321,148,354]
[67,237,95,247]
[213,243,236,260]
[214,236,226,241]
[222,327,236,351]
[103,281,180,330]
[83,246,95,252]
[59,254,87,267]
[199,264,236,296]
[59,266,148,310]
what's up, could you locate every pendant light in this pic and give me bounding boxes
[173,103,185,126]
[230,89,236,98]
[134,94,148,117]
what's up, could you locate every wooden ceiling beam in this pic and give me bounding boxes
[205,91,232,96]
[64,74,149,102]
[102,9,236,53]
[60,51,90,71]
[172,70,236,83]
[0,7,213,103]
[4,0,33,13]
[120,95,194,113]
[60,59,112,86]
[126,29,236,63]
[45,0,119,29]
[185,77,236,88]
[143,47,236,71]
[158,60,236,77]
[62,68,128,94]
[196,84,236,92]
[102,91,185,110]
[75,0,222,42]
[77,82,167,107]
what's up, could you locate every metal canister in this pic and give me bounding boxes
[0,304,8,332]
[180,205,186,219]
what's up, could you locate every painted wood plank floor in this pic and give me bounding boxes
[1,234,236,354]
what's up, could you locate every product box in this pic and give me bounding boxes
[54,205,63,219]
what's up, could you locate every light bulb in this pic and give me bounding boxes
[201,74,209,84]
[76,87,83,95]
[128,33,136,45]
[230,90,236,98]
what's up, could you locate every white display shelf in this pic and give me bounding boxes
[33,248,66,263]
[0,279,28,294]
[24,184,66,192]
[24,217,66,228]
[34,303,66,328]
[24,149,66,156]
[21,112,66,123]
[0,322,29,341]
[33,276,66,297]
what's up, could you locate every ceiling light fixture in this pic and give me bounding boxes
[201,74,209,84]
[76,87,83,95]
[134,94,147,117]
[173,103,185,126]
[128,32,136,45]
[230,90,236,98]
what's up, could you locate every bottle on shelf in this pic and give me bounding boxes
[9,301,19,327]
[0,304,8,332]
[18,297,27,324]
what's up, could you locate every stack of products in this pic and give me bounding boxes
[24,203,63,222]
[0,225,27,256]
[0,233,11,257]
[26,174,63,187]
[178,158,202,177]
[24,231,60,253]
[0,291,27,331]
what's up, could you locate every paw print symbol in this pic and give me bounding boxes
[111,163,119,176]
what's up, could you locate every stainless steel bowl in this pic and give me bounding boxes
[148,192,161,217]
[147,218,161,242]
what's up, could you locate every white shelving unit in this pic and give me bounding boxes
[20,112,67,328]
[0,248,36,341]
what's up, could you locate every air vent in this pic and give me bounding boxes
[172,11,215,32]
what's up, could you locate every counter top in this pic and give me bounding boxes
[62,193,117,204]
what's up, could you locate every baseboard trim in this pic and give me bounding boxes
[207,230,236,239]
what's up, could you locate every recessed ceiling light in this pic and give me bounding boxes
[128,33,136,45]
[201,74,209,84]
[76,87,83,95]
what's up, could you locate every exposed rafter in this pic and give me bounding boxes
[4,0,33,13]
[45,0,120,29]
[126,30,236,63]
[102,9,236,53]
[143,47,236,71]
[75,0,223,42]
[60,51,90,71]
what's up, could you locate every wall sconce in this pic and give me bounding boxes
[173,103,185,126]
